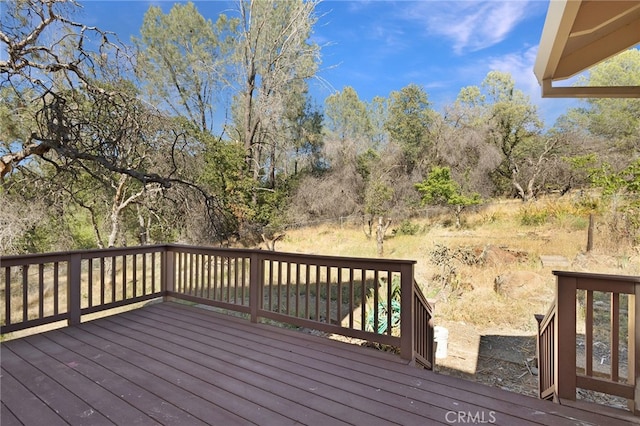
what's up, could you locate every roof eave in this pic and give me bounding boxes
[540,80,640,98]
[534,0,640,98]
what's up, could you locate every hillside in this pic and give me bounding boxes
[272,197,640,399]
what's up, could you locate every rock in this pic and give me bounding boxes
[539,254,570,268]
[494,271,546,297]
[482,245,526,266]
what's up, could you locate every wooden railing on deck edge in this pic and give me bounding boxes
[1,244,435,369]
[536,270,640,415]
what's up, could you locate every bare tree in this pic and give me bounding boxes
[510,137,560,201]
[1,1,238,247]
[233,0,320,183]
[0,192,47,254]
[0,0,171,186]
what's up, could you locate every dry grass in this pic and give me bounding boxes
[277,196,639,333]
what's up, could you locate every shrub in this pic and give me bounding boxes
[365,275,401,335]
[393,219,420,236]
[519,206,548,226]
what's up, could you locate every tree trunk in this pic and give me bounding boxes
[137,205,149,246]
[454,205,463,228]
[261,233,285,251]
[107,176,127,248]
[586,214,594,252]
[376,216,392,257]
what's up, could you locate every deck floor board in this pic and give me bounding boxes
[2,301,637,426]
[109,306,438,424]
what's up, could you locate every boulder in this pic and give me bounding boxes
[494,271,546,297]
[482,245,526,266]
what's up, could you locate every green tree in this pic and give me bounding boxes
[286,98,324,175]
[588,159,640,245]
[368,96,389,147]
[415,166,481,228]
[324,86,373,144]
[576,49,640,149]
[454,72,545,199]
[551,50,640,195]
[384,83,435,173]
[483,72,544,196]
[134,1,236,133]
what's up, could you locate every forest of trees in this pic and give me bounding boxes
[1,0,639,254]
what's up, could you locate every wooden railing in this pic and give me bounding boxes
[413,279,435,369]
[1,244,434,368]
[536,271,640,415]
[1,246,166,333]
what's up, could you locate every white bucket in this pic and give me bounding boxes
[434,326,449,359]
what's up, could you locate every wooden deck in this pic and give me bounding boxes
[1,301,636,426]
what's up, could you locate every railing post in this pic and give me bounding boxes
[163,249,175,301]
[534,313,545,399]
[67,253,82,326]
[429,298,437,366]
[249,252,262,323]
[631,283,639,414]
[554,272,577,401]
[399,262,415,364]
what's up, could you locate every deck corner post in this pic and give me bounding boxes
[631,283,639,414]
[67,253,82,326]
[553,272,577,401]
[534,313,545,399]
[163,249,175,300]
[399,262,415,363]
[249,252,262,323]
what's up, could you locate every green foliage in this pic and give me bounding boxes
[589,159,640,196]
[14,205,94,253]
[385,83,434,172]
[67,210,99,249]
[253,176,297,229]
[416,166,482,227]
[325,86,373,141]
[17,223,61,253]
[519,206,548,226]
[134,1,235,131]
[364,180,393,217]
[393,220,420,236]
[415,166,482,209]
[355,148,380,180]
[565,153,598,171]
[463,71,543,196]
[289,99,325,174]
[587,159,640,245]
[576,50,640,143]
[365,275,401,334]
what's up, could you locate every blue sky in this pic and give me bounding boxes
[76,0,579,127]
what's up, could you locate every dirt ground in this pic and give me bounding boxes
[431,319,633,411]
[432,321,539,397]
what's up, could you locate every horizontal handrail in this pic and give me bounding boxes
[1,244,430,368]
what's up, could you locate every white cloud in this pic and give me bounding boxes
[487,45,581,127]
[409,1,531,54]
[487,45,540,100]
